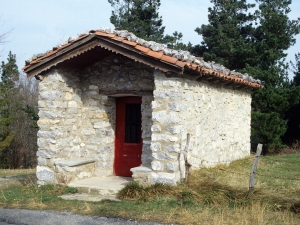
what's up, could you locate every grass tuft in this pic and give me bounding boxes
[1,154,300,224]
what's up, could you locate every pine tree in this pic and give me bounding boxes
[248,0,300,153]
[0,51,19,166]
[108,0,165,42]
[291,53,300,86]
[163,31,191,50]
[195,0,300,153]
[194,0,256,69]
[283,54,300,144]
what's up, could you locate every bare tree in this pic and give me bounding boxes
[7,72,39,168]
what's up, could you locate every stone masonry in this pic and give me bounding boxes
[36,53,251,186]
[144,70,251,185]
[36,54,154,185]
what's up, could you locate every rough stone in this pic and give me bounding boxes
[151,172,177,185]
[36,166,55,182]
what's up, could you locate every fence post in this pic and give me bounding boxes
[183,133,191,181]
[249,144,263,190]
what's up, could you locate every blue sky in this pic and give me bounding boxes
[0,0,299,79]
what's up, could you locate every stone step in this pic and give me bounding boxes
[67,176,132,197]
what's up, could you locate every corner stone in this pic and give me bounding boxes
[36,166,55,182]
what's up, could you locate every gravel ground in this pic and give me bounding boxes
[0,209,166,225]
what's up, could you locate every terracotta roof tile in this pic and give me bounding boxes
[161,55,178,64]
[122,39,138,47]
[23,29,263,89]
[176,60,188,68]
[94,31,116,38]
[112,36,125,42]
[146,50,163,60]
[134,45,150,54]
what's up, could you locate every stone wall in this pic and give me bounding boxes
[149,70,252,185]
[36,53,252,187]
[36,54,154,185]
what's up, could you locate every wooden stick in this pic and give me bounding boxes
[183,133,191,181]
[249,144,263,190]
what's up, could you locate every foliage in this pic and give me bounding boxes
[291,53,300,86]
[194,0,256,69]
[0,52,38,168]
[108,0,188,49]
[283,54,300,144]
[163,31,192,51]
[0,52,19,165]
[194,0,300,153]
[108,0,165,42]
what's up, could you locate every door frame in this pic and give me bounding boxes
[114,96,142,176]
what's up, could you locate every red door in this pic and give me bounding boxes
[114,97,142,177]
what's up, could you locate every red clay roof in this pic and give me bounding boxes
[23,29,263,89]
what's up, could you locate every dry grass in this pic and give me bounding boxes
[0,168,36,178]
[1,154,300,224]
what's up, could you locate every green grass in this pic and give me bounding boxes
[0,153,300,224]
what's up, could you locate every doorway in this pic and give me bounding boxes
[114,97,142,176]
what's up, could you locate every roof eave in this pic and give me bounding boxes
[24,34,183,78]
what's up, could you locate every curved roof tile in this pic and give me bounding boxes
[23,28,263,89]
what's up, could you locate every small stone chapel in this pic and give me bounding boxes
[23,28,262,186]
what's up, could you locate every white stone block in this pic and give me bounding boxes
[168,102,187,112]
[152,110,166,122]
[36,150,52,159]
[165,144,180,153]
[39,110,66,119]
[167,126,182,134]
[151,101,162,109]
[164,112,180,124]
[37,131,57,139]
[151,172,177,185]
[141,154,152,163]
[93,121,111,129]
[64,119,77,125]
[40,91,62,100]
[166,162,179,172]
[152,134,178,142]
[151,161,163,171]
[65,93,73,101]
[142,130,151,138]
[37,157,47,166]
[36,166,55,181]
[151,125,161,132]
[150,142,161,152]
[153,89,182,100]
[152,152,177,161]
[68,101,78,108]
[47,73,65,82]
[81,129,95,136]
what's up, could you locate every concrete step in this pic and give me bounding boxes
[67,176,132,197]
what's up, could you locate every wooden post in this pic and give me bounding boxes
[249,144,263,190]
[183,133,191,181]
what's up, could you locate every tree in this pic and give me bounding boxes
[108,0,189,48]
[195,0,300,153]
[283,54,300,144]
[108,0,165,42]
[163,31,192,51]
[0,51,19,166]
[249,0,300,153]
[194,0,256,69]
[0,52,39,168]
[290,53,300,86]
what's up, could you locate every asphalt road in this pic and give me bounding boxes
[0,209,165,225]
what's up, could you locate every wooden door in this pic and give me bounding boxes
[114,97,142,177]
